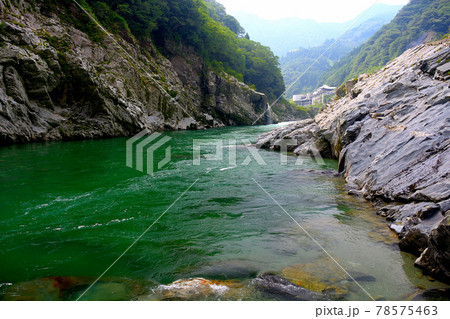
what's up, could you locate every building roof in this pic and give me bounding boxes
[293,94,310,101]
[293,85,336,101]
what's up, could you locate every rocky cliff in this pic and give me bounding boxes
[257,38,450,283]
[0,0,272,145]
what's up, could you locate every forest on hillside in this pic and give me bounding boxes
[280,15,399,96]
[321,0,450,87]
[40,0,285,101]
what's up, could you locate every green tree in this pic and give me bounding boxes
[40,0,285,99]
[321,0,450,87]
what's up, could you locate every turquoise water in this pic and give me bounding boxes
[0,125,447,300]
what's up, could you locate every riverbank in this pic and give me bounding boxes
[256,38,450,283]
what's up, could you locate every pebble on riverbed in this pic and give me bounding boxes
[281,257,350,296]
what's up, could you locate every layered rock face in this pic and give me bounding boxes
[257,39,450,283]
[0,0,269,145]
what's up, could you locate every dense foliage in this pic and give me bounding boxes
[203,0,246,37]
[280,16,396,96]
[40,0,284,101]
[321,0,450,87]
[281,44,335,96]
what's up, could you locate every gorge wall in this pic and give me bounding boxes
[257,38,450,283]
[0,0,273,145]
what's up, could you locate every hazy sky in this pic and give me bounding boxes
[216,0,409,22]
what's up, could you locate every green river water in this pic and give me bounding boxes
[0,124,448,301]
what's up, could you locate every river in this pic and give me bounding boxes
[0,124,447,300]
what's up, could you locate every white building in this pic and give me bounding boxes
[293,85,336,106]
[293,94,312,106]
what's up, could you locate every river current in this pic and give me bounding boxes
[0,124,447,300]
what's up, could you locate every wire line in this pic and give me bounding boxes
[252,178,376,301]
[76,178,200,301]
[252,0,380,125]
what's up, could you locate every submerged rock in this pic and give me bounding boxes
[192,259,260,280]
[252,273,326,301]
[352,275,376,282]
[412,288,450,301]
[0,276,149,301]
[293,169,341,178]
[281,258,351,297]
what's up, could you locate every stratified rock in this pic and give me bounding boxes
[415,215,450,282]
[345,78,358,98]
[399,228,429,256]
[0,0,270,145]
[252,273,326,301]
[3,66,29,104]
[256,38,450,283]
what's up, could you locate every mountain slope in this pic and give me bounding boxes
[79,0,284,100]
[281,14,398,96]
[322,0,450,87]
[0,0,286,144]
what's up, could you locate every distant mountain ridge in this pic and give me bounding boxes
[281,12,400,96]
[321,0,450,87]
[233,3,404,57]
